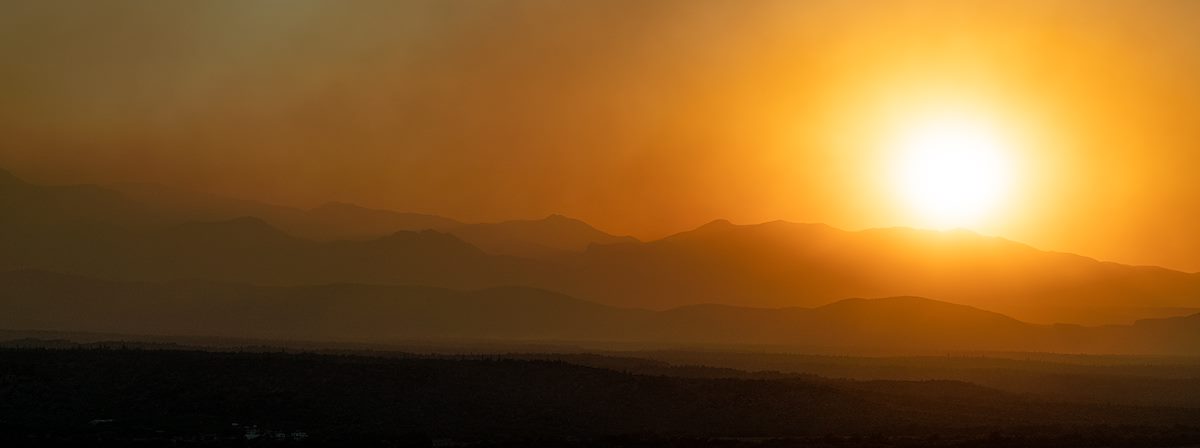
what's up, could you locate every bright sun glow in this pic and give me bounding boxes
[892,116,1014,230]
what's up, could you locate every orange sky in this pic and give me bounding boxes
[3,0,1200,271]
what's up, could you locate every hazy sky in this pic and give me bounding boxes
[3,0,1200,271]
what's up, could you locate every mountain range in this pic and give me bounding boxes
[3,166,1200,335]
[2,269,1198,354]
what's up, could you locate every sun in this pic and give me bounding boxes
[891,115,1014,230]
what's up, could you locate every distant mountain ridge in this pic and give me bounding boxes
[2,170,633,258]
[109,182,638,254]
[543,219,1200,324]
[2,270,1197,354]
[4,167,1200,325]
[110,182,467,240]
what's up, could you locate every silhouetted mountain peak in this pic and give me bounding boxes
[700,218,734,229]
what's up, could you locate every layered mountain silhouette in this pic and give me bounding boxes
[115,181,464,240]
[3,170,633,258]
[110,182,635,255]
[3,270,1198,354]
[2,215,537,288]
[3,167,1200,328]
[544,220,1200,324]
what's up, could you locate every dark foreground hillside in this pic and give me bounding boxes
[2,348,1200,446]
